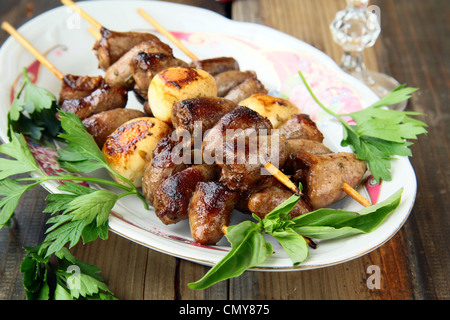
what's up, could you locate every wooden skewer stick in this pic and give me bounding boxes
[1,22,65,81]
[264,161,371,208]
[137,8,199,61]
[343,182,371,207]
[87,26,101,41]
[61,0,103,31]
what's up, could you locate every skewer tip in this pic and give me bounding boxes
[264,162,301,196]
[343,182,371,207]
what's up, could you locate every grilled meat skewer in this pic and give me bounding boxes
[94,27,161,71]
[142,133,191,206]
[1,22,128,122]
[189,57,240,76]
[60,83,128,120]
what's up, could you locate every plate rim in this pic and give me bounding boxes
[0,0,418,271]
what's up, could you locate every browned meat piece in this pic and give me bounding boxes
[188,181,239,245]
[93,27,161,70]
[142,133,191,206]
[82,108,146,148]
[203,106,288,192]
[60,84,128,120]
[202,106,273,162]
[234,175,282,214]
[189,57,239,76]
[282,139,332,173]
[153,164,220,225]
[279,114,324,141]
[143,100,152,116]
[291,152,367,209]
[214,70,258,97]
[132,52,188,99]
[58,74,104,105]
[223,76,268,103]
[171,97,238,134]
[104,39,174,90]
[286,139,332,155]
[247,186,312,220]
[219,133,289,192]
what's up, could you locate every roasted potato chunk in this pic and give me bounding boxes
[239,93,299,128]
[102,117,172,187]
[148,67,217,123]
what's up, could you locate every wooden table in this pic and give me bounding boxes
[0,0,448,301]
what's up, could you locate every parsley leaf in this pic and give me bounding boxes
[57,111,108,173]
[42,183,117,257]
[0,132,41,179]
[0,179,40,228]
[22,246,116,300]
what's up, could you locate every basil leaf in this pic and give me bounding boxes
[292,225,364,240]
[292,188,403,239]
[188,220,272,290]
[260,192,300,234]
[271,229,309,265]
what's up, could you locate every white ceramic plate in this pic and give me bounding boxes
[0,0,417,270]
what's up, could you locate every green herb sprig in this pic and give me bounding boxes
[188,188,403,290]
[21,245,116,300]
[8,68,61,142]
[298,71,427,183]
[1,107,148,299]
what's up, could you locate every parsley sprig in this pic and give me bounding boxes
[0,114,148,298]
[298,71,427,182]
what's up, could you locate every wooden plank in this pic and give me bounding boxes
[231,0,380,70]
[0,179,49,300]
[372,0,450,299]
[71,233,179,300]
[177,259,229,299]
